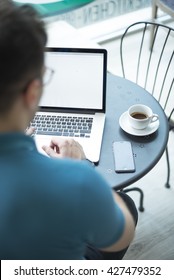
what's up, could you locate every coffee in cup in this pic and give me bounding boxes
[128,104,159,130]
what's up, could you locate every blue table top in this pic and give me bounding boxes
[96,74,169,189]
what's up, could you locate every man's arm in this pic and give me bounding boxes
[43,138,136,252]
[100,191,135,252]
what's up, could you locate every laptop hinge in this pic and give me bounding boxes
[38,107,102,114]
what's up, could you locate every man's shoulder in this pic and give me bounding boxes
[31,152,96,184]
[34,153,110,193]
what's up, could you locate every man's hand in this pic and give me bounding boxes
[42,138,86,160]
[25,127,35,136]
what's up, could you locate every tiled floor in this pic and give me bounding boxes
[99,29,174,259]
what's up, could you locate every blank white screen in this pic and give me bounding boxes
[39,51,104,110]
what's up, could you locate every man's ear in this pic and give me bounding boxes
[23,79,42,110]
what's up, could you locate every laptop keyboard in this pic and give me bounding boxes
[30,115,93,138]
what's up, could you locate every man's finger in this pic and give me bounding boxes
[42,145,61,158]
[25,127,35,136]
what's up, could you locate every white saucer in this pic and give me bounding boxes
[119,111,160,136]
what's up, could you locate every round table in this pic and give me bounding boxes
[96,74,169,190]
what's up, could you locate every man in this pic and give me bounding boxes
[0,1,137,260]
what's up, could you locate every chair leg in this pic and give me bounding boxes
[150,3,158,50]
[123,187,144,212]
[152,1,158,20]
[165,146,171,188]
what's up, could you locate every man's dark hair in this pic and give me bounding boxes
[0,1,47,114]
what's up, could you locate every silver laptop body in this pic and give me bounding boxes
[33,47,107,163]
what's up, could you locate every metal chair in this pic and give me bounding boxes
[120,21,174,210]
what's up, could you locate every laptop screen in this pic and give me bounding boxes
[39,48,107,112]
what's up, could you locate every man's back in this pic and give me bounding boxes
[0,2,136,260]
[0,133,125,259]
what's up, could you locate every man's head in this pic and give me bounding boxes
[0,1,47,122]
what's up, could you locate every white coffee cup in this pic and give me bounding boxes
[128,104,159,130]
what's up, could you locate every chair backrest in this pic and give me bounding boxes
[120,21,174,116]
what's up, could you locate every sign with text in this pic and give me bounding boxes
[58,0,151,27]
[14,1,151,27]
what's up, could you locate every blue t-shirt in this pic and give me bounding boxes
[0,133,125,259]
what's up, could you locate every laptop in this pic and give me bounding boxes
[32,47,107,163]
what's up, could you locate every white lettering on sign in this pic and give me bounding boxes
[57,0,151,27]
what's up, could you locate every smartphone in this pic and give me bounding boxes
[113,141,135,173]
